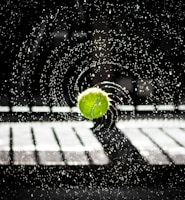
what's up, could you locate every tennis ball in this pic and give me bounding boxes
[77,87,110,120]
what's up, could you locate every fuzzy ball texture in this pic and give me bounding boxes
[77,87,110,120]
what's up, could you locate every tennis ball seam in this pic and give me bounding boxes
[90,91,101,119]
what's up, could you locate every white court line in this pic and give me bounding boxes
[0,125,10,164]
[71,107,80,113]
[178,105,185,111]
[117,105,135,111]
[136,105,155,111]
[0,121,94,129]
[12,124,36,165]
[0,106,10,112]
[156,105,175,111]
[116,119,185,129]
[1,104,185,113]
[11,106,30,112]
[51,106,71,113]
[31,106,50,112]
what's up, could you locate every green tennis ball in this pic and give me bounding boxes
[77,87,110,120]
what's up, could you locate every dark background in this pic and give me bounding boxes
[0,0,185,107]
